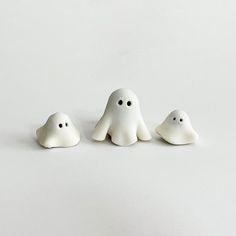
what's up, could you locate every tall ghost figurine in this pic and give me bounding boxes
[36,112,80,148]
[92,88,151,146]
[155,110,198,145]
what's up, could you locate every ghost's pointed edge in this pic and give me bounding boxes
[92,115,111,141]
[36,126,46,147]
[155,125,162,135]
[36,128,40,139]
[137,119,152,141]
[190,129,199,143]
[76,127,81,140]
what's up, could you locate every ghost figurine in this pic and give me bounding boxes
[92,88,151,146]
[155,110,198,145]
[36,112,80,148]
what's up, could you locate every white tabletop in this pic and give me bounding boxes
[0,0,236,235]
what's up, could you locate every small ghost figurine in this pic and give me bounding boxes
[92,88,151,146]
[155,110,198,145]
[36,112,80,148]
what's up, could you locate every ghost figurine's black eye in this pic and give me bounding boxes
[173,117,176,121]
[180,118,183,122]
[127,101,132,106]
[59,123,63,128]
[65,123,68,127]
[118,100,123,106]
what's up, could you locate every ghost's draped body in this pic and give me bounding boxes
[156,110,198,145]
[36,113,80,148]
[92,88,151,146]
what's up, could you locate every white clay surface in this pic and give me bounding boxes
[36,113,80,148]
[155,110,199,145]
[92,88,151,146]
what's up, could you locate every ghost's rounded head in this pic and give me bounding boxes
[44,112,72,130]
[164,110,192,127]
[105,88,140,115]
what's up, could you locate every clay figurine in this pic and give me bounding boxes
[155,110,198,145]
[36,112,80,148]
[92,88,151,146]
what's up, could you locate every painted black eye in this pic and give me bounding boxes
[127,101,132,106]
[59,123,63,128]
[173,117,176,121]
[118,100,123,105]
[180,118,183,122]
[65,123,68,127]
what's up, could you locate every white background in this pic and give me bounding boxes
[0,0,236,235]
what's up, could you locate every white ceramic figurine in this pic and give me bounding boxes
[36,112,80,148]
[92,88,151,146]
[155,110,198,145]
